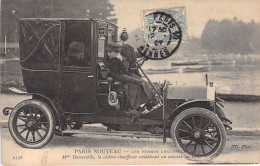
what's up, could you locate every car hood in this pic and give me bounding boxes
[165,85,208,100]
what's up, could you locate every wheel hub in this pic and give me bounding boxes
[26,120,36,128]
[193,130,201,139]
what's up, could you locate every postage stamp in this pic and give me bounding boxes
[137,7,188,60]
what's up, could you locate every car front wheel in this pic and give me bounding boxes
[170,107,226,162]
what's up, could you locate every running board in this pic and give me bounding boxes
[62,130,163,139]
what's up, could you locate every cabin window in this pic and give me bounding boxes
[21,25,60,70]
[64,22,91,67]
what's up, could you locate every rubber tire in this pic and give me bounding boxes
[9,99,55,149]
[170,107,226,162]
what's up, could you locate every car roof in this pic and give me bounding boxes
[19,18,118,27]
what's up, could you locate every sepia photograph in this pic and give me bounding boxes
[0,0,260,165]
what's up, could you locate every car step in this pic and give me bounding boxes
[62,130,163,139]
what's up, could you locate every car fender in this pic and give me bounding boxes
[162,99,219,144]
[31,93,66,129]
[7,88,67,130]
[166,99,218,121]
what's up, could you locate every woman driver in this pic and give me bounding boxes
[104,42,156,119]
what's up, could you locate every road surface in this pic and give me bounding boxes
[1,127,260,165]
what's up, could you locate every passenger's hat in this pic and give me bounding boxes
[68,41,85,55]
[106,42,121,51]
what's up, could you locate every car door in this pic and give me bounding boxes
[59,20,98,114]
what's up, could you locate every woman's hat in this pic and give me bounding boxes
[106,42,121,51]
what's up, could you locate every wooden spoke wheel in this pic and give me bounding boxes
[9,100,55,148]
[171,108,226,161]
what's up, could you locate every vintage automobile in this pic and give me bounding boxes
[3,18,232,161]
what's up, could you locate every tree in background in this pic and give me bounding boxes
[52,0,117,23]
[201,18,260,55]
[1,0,117,42]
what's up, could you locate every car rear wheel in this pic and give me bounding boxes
[9,99,55,148]
[170,107,226,162]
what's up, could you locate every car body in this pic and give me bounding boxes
[3,18,232,161]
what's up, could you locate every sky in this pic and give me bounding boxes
[110,0,260,38]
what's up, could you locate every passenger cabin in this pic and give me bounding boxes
[19,18,118,113]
